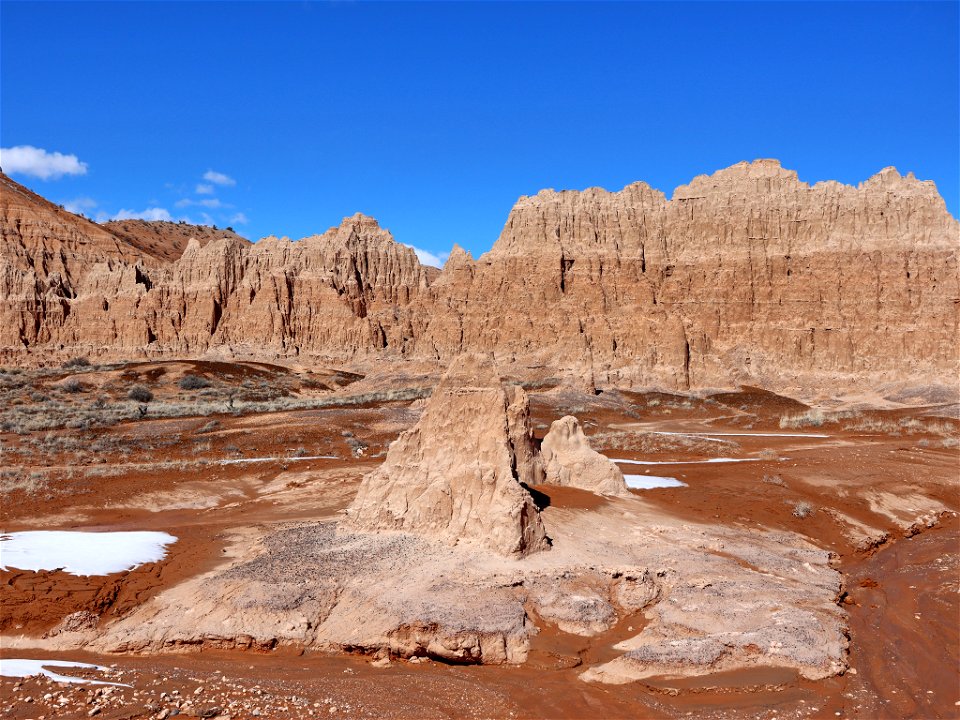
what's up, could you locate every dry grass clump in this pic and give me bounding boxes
[762,473,786,487]
[792,500,815,518]
[842,415,959,437]
[0,467,48,496]
[62,357,91,369]
[758,448,779,460]
[779,409,825,429]
[197,419,221,434]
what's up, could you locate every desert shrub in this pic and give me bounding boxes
[192,439,212,455]
[197,419,221,434]
[179,374,211,390]
[127,385,154,403]
[290,446,308,457]
[0,467,47,495]
[758,448,779,460]
[779,409,825,429]
[62,357,91,369]
[762,474,786,487]
[61,378,84,393]
[345,435,368,457]
[792,500,815,518]
[941,437,959,449]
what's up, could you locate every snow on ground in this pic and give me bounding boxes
[218,455,337,465]
[0,531,177,576]
[612,457,761,465]
[0,659,129,686]
[624,474,688,489]
[653,431,830,438]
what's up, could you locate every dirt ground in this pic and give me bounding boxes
[1,361,958,719]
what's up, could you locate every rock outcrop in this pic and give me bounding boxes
[540,416,629,496]
[2,161,957,394]
[344,353,550,557]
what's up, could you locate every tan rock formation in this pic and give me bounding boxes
[540,415,629,496]
[2,161,956,395]
[344,353,550,557]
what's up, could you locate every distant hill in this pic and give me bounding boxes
[103,219,250,263]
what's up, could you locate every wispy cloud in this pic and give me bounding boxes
[62,197,97,215]
[112,207,175,222]
[1,145,88,180]
[203,170,235,186]
[195,183,215,195]
[405,245,449,268]
[175,197,226,209]
[229,212,249,225]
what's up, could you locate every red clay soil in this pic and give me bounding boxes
[2,375,958,719]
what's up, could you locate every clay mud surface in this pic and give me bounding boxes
[2,361,958,719]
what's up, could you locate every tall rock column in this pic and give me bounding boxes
[343,353,550,557]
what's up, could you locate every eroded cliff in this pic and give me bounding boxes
[1,160,956,392]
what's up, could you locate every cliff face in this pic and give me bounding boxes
[411,160,958,389]
[1,161,956,392]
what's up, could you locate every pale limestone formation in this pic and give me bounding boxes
[540,415,629,496]
[2,161,957,394]
[343,353,550,557]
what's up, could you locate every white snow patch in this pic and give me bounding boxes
[646,431,728,443]
[218,455,337,465]
[624,474,688,489]
[612,457,760,466]
[650,431,829,439]
[0,658,129,686]
[0,531,177,576]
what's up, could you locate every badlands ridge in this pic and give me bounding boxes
[1,159,957,393]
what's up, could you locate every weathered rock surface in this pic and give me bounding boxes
[540,416,629,496]
[2,161,956,394]
[71,500,846,679]
[344,353,550,557]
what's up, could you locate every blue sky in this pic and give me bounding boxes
[2,1,957,265]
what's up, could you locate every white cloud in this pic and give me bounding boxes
[175,197,225,209]
[405,245,449,268]
[195,183,215,195]
[203,170,235,186]
[112,207,175,222]
[229,212,249,225]
[1,145,88,180]
[62,197,97,215]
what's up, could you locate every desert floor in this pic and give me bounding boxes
[1,360,957,719]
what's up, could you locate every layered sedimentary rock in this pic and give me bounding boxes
[344,353,549,557]
[540,416,629,496]
[2,161,957,392]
